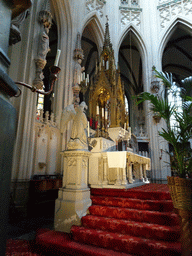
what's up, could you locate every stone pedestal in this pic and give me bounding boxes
[54,150,91,233]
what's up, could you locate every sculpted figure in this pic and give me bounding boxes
[37,27,50,61]
[61,102,88,150]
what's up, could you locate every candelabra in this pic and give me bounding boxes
[96,114,100,137]
[101,116,105,137]
[105,119,109,139]
[15,66,61,96]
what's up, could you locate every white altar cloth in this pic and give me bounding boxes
[107,151,127,168]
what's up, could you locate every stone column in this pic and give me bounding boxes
[143,164,149,183]
[127,163,133,183]
[102,154,108,185]
[54,150,91,233]
[115,168,121,185]
[121,166,128,185]
[139,163,143,180]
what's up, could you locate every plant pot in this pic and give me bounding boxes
[167,176,192,256]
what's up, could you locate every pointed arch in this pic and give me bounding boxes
[118,25,147,60]
[158,17,192,64]
[82,12,104,52]
[117,25,148,131]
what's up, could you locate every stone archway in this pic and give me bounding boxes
[118,28,145,137]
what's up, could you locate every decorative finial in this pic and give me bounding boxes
[103,17,111,48]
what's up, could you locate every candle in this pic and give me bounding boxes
[105,110,108,120]
[85,78,88,86]
[87,74,89,83]
[96,105,99,115]
[99,62,101,71]
[102,108,104,118]
[88,121,90,137]
[83,72,85,80]
[54,49,61,66]
[106,61,109,70]
[124,123,126,135]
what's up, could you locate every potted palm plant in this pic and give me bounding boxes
[136,66,192,256]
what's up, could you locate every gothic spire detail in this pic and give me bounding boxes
[103,16,112,50]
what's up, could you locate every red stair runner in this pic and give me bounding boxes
[35,184,182,256]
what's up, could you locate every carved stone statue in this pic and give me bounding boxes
[33,9,52,90]
[61,102,88,150]
[37,27,50,61]
[72,33,85,106]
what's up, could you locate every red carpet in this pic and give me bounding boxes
[6,239,40,256]
[34,184,182,256]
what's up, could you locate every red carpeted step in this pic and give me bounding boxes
[91,196,174,212]
[35,229,133,256]
[71,225,181,256]
[89,205,180,226]
[81,215,181,242]
[91,188,172,200]
[6,239,40,256]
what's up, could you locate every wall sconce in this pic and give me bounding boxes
[15,65,61,96]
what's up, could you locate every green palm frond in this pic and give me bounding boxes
[152,66,173,89]
[135,67,192,177]
[136,92,174,124]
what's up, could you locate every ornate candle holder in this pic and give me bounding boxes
[15,65,61,96]
[101,116,105,137]
[96,114,100,137]
[105,119,109,139]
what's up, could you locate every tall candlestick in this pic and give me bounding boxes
[54,49,61,66]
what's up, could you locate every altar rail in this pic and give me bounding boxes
[89,151,151,189]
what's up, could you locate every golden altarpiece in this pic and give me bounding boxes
[81,21,129,139]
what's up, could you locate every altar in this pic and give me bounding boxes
[89,150,150,189]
